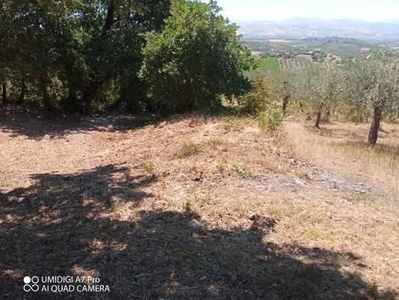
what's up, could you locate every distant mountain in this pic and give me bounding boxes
[237,19,399,42]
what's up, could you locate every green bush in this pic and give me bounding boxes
[257,109,284,131]
[239,75,272,115]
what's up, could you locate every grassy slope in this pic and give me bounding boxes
[0,112,398,299]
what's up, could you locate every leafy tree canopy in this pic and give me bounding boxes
[140,0,255,113]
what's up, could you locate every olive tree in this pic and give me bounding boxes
[296,65,341,128]
[341,53,399,145]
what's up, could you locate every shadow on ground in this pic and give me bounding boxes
[0,106,242,140]
[0,165,396,299]
[0,110,154,139]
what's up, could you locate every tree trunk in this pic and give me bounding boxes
[314,103,324,129]
[299,101,304,112]
[82,80,101,114]
[79,1,116,114]
[188,83,195,109]
[2,81,7,106]
[102,0,116,36]
[39,74,52,111]
[368,106,382,145]
[65,81,81,113]
[282,96,289,112]
[17,77,26,105]
[67,90,79,113]
[314,111,322,129]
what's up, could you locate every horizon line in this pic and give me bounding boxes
[228,17,399,23]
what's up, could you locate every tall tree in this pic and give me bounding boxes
[79,0,171,112]
[140,0,254,113]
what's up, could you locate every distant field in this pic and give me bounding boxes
[258,57,280,70]
[268,39,293,43]
[245,36,372,59]
[254,56,336,72]
[279,57,313,70]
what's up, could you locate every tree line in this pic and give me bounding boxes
[0,0,254,114]
[2,1,398,146]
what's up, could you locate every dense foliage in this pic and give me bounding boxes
[2,1,398,145]
[140,0,253,113]
[0,0,253,114]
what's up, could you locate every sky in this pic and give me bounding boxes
[208,0,399,22]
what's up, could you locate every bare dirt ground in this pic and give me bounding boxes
[0,111,398,299]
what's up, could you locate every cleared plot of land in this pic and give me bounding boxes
[0,112,398,299]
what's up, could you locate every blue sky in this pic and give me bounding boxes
[208,0,399,21]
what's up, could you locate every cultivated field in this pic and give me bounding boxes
[0,111,398,299]
[258,57,281,70]
[279,56,313,70]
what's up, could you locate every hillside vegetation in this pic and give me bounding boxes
[0,0,253,114]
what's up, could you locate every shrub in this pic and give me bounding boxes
[174,143,200,159]
[239,75,272,115]
[144,161,155,174]
[257,109,284,131]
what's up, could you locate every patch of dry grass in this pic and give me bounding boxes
[1,113,398,299]
[283,121,399,197]
[337,140,399,172]
[143,160,155,175]
[173,142,201,159]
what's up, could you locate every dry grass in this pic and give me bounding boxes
[283,121,399,197]
[0,112,398,299]
[173,142,201,159]
[143,160,155,175]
